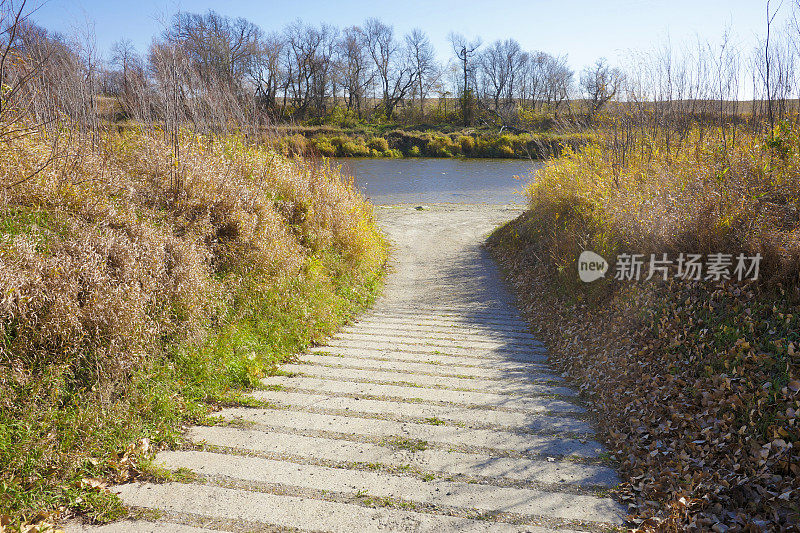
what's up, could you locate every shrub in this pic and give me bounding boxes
[340,139,370,157]
[408,145,421,157]
[524,130,800,280]
[279,133,309,156]
[458,135,475,155]
[366,137,389,152]
[312,137,337,157]
[426,135,459,157]
[470,133,524,158]
[495,134,516,157]
[326,106,360,128]
[516,106,556,131]
[496,143,515,157]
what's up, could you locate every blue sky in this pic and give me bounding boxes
[31,0,787,73]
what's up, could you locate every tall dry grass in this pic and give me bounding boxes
[490,119,800,530]
[523,122,800,288]
[0,124,386,522]
[0,126,382,387]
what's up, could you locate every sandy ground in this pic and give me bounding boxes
[372,203,525,312]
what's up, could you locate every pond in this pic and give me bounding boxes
[334,158,540,205]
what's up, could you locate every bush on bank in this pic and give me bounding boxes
[0,127,386,525]
[276,128,590,159]
[488,125,800,530]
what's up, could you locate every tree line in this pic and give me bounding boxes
[3,1,800,138]
[3,8,586,131]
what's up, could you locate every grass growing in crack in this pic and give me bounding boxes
[422,417,446,426]
[472,511,501,521]
[195,414,228,427]
[357,493,417,510]
[129,508,165,522]
[382,437,429,452]
[350,462,384,472]
[263,366,301,378]
[138,462,198,484]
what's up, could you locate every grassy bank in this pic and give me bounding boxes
[488,125,800,530]
[275,126,590,159]
[0,128,386,527]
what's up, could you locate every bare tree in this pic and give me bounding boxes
[503,41,525,105]
[283,19,324,118]
[448,32,481,125]
[480,40,509,112]
[249,31,283,115]
[479,38,523,124]
[0,0,29,124]
[711,29,741,149]
[580,57,622,117]
[518,51,548,110]
[337,25,371,117]
[363,18,415,118]
[312,24,338,113]
[543,54,573,113]
[0,0,72,189]
[405,28,436,118]
[110,38,147,118]
[172,11,262,89]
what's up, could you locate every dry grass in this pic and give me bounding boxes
[524,124,800,289]
[1,127,383,387]
[0,126,386,524]
[488,122,800,530]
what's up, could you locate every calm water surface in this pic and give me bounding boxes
[335,158,539,205]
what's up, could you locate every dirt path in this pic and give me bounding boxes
[73,205,624,532]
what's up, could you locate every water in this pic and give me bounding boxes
[334,158,539,205]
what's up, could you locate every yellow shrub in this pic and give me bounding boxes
[458,135,475,154]
[0,127,385,389]
[366,137,389,152]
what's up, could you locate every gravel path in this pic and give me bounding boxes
[72,205,625,532]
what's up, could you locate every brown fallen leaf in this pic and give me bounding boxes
[80,477,108,490]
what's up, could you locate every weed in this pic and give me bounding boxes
[382,437,429,452]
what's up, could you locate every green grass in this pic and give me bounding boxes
[356,493,417,510]
[381,437,429,452]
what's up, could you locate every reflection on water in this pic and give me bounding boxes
[334,158,539,205]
